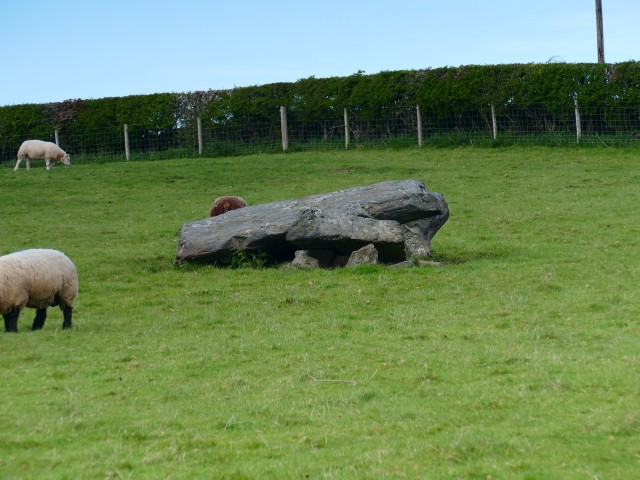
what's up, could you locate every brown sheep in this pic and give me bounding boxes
[209,196,247,217]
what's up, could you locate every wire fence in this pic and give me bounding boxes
[2,103,639,167]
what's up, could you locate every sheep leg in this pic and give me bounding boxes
[62,306,73,329]
[45,159,52,170]
[26,158,31,171]
[3,308,20,332]
[32,309,47,330]
[14,157,23,171]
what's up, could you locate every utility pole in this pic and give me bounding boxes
[595,0,605,63]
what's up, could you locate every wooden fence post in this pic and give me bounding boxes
[124,124,130,161]
[280,106,289,151]
[344,108,350,149]
[491,103,498,140]
[416,105,423,147]
[574,98,582,143]
[54,129,60,146]
[197,117,203,155]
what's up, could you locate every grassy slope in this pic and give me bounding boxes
[0,147,638,479]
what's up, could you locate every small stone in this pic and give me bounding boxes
[347,244,379,266]
[417,260,442,267]
[389,260,417,268]
[291,250,321,269]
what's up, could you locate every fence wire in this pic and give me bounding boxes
[2,104,639,167]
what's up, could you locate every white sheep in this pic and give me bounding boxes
[0,249,78,332]
[15,140,71,171]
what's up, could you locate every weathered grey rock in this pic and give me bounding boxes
[347,244,379,267]
[389,260,417,269]
[402,224,431,258]
[291,250,321,269]
[175,179,448,265]
[286,208,406,262]
[291,249,337,269]
[417,260,443,267]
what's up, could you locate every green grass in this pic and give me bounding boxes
[1,147,639,479]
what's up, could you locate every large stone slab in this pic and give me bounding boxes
[175,179,448,264]
[285,208,407,261]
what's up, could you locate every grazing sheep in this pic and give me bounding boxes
[15,140,71,171]
[0,249,78,332]
[209,196,247,217]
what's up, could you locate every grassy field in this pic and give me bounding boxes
[1,147,638,479]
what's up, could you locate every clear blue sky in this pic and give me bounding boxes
[1,0,638,106]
